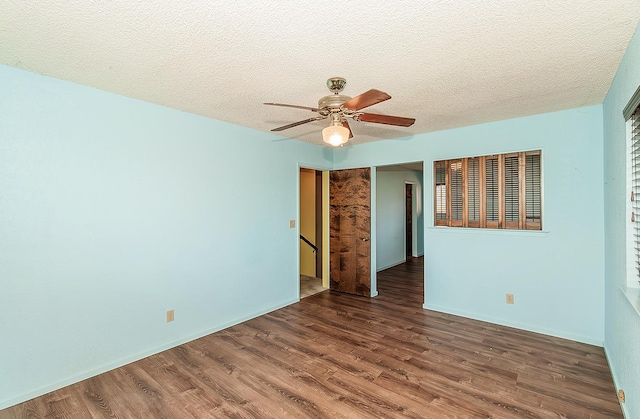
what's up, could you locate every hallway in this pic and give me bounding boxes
[300,274,325,299]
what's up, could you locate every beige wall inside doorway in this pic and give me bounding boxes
[300,168,316,277]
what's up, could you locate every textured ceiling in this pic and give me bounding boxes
[1,1,639,147]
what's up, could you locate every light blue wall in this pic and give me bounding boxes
[335,105,605,345]
[603,23,640,419]
[376,169,424,270]
[0,53,621,409]
[0,65,331,409]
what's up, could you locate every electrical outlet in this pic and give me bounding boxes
[619,389,625,403]
[506,294,514,304]
[166,309,175,322]
[289,220,296,228]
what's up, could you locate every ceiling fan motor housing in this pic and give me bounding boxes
[318,94,352,112]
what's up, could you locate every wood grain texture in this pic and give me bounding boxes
[0,258,622,418]
[329,168,371,297]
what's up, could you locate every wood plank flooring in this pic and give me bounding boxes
[1,257,622,418]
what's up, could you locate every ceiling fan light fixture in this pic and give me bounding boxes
[265,77,414,144]
[322,124,350,147]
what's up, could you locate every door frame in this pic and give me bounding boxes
[299,161,424,300]
[370,161,424,303]
[297,163,331,300]
[370,167,378,296]
[404,181,420,259]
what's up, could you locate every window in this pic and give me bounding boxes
[435,161,447,222]
[434,151,542,230]
[467,158,480,227]
[485,156,499,227]
[625,87,640,285]
[450,160,463,226]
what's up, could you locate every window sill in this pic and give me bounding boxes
[621,286,640,317]
[428,226,548,238]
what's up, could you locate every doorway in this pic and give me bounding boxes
[375,162,424,301]
[299,163,424,301]
[404,181,420,259]
[299,168,327,298]
[406,183,412,258]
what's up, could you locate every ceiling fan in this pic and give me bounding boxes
[265,77,415,147]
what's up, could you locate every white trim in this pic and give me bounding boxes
[604,347,628,418]
[620,286,640,316]
[422,303,603,347]
[428,226,548,237]
[370,166,378,297]
[626,118,639,288]
[623,84,640,120]
[377,259,407,272]
[404,180,421,258]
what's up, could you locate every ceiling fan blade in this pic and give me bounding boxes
[357,113,416,127]
[342,120,354,138]
[264,102,320,112]
[342,89,391,111]
[271,116,326,132]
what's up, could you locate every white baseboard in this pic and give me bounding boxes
[423,303,603,347]
[376,260,407,272]
[0,298,298,411]
[604,346,628,418]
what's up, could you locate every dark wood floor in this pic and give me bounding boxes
[1,257,622,418]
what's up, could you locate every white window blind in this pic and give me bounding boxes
[486,157,499,223]
[451,161,463,225]
[504,155,520,224]
[468,158,480,226]
[434,151,541,230]
[624,86,640,285]
[526,153,542,227]
[435,161,447,224]
[631,108,640,280]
